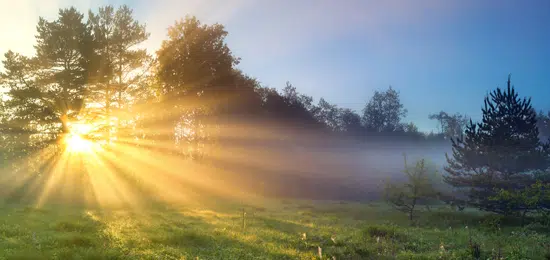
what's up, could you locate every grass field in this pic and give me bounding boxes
[0,198,549,260]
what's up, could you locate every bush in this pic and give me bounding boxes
[365,225,406,242]
[384,155,439,221]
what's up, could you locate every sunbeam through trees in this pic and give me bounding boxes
[0,2,550,259]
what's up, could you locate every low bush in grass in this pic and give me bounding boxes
[365,224,405,241]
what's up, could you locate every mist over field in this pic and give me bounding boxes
[207,135,453,201]
[0,1,549,259]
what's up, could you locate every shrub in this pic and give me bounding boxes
[365,225,406,242]
[384,155,439,221]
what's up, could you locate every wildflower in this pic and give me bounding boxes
[301,233,307,241]
[376,236,380,243]
[465,226,468,229]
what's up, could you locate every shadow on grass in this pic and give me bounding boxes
[0,204,301,259]
[257,216,310,235]
[416,209,533,230]
[0,205,128,259]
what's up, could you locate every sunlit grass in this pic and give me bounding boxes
[4,112,547,259]
[0,200,548,259]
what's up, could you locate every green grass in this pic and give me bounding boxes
[0,200,548,259]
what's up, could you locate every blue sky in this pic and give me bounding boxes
[2,0,550,132]
[220,1,550,132]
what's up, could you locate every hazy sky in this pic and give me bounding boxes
[1,0,549,132]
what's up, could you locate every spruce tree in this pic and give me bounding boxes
[444,75,550,214]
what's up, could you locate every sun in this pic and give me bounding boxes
[65,133,91,152]
[64,122,94,153]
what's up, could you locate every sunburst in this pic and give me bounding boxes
[64,122,94,153]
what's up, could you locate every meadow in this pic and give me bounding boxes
[0,198,548,260]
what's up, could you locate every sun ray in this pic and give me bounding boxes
[35,150,70,207]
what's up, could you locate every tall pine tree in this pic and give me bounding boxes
[1,8,91,149]
[87,5,150,142]
[444,75,550,214]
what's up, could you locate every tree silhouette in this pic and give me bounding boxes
[362,86,407,133]
[87,5,151,142]
[338,108,363,136]
[3,4,549,204]
[1,8,91,148]
[444,76,550,214]
[429,111,469,140]
[537,110,550,141]
[315,98,341,132]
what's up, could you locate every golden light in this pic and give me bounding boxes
[8,108,268,210]
[65,133,91,153]
[70,122,94,136]
[64,122,94,153]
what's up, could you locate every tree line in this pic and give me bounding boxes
[0,5,499,161]
[1,5,550,212]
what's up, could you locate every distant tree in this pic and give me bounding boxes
[384,155,439,221]
[537,110,550,141]
[223,70,263,116]
[282,82,316,112]
[424,131,446,142]
[404,122,419,134]
[444,76,550,215]
[428,111,469,140]
[257,83,321,131]
[362,86,407,133]
[338,108,363,135]
[315,98,341,131]
[403,122,425,140]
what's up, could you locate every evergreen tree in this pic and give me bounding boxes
[35,7,91,136]
[444,75,550,214]
[537,110,550,141]
[1,8,91,148]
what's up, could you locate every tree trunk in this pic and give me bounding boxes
[105,84,111,142]
[521,210,528,227]
[409,197,417,222]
